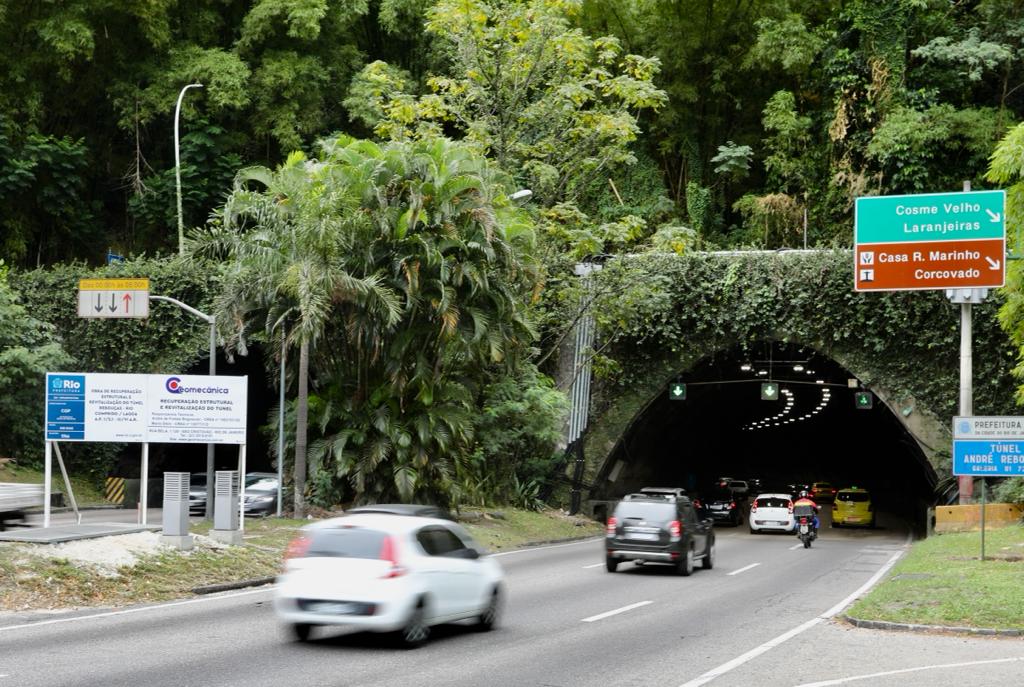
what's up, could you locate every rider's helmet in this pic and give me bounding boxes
[797,489,810,499]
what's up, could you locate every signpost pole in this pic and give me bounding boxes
[238,444,246,533]
[43,441,52,528]
[958,288,974,504]
[981,478,987,561]
[141,442,149,525]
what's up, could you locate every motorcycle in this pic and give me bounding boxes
[797,516,814,548]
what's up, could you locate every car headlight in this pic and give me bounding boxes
[252,495,274,503]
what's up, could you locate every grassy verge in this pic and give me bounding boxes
[847,525,1024,630]
[0,508,601,612]
[0,461,108,507]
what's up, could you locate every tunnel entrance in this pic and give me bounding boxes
[591,341,937,532]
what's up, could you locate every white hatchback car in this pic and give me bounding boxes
[748,493,795,533]
[274,512,504,646]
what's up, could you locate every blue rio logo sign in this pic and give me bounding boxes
[165,376,183,394]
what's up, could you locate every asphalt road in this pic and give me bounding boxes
[1,512,1021,687]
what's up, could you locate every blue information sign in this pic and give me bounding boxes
[953,440,1024,476]
[46,374,86,440]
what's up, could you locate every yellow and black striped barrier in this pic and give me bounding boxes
[104,477,126,505]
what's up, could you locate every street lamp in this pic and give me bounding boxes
[174,83,203,255]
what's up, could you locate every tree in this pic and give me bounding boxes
[306,136,542,505]
[0,261,70,463]
[347,0,667,207]
[189,149,403,517]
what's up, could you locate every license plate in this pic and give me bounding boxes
[799,525,808,533]
[626,532,658,541]
[312,602,355,614]
[847,517,861,523]
[710,505,723,510]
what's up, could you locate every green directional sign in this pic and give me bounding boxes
[855,190,1005,244]
[761,382,779,401]
[854,391,873,409]
[668,382,686,401]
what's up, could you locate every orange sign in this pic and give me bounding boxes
[854,239,1005,291]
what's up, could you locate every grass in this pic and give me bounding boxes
[0,508,601,612]
[847,524,1024,630]
[0,461,108,507]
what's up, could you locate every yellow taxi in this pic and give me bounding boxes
[831,487,873,527]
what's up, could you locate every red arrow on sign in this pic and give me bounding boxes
[122,293,132,313]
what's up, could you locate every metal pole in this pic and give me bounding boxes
[958,179,975,505]
[238,444,247,533]
[277,336,286,518]
[206,316,216,520]
[141,442,149,525]
[980,477,987,561]
[52,442,81,524]
[174,83,203,255]
[43,441,52,528]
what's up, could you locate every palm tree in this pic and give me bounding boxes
[309,136,540,504]
[190,151,401,517]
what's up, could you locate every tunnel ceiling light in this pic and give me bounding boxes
[758,370,768,376]
[793,364,804,372]
[816,380,824,384]
[741,364,752,371]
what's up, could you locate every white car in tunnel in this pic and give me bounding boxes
[748,494,795,534]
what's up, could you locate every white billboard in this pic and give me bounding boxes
[46,373,247,444]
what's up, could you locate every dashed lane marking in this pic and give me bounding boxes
[789,543,803,550]
[582,563,604,569]
[727,563,761,576]
[581,601,652,623]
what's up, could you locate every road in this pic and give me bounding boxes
[1,512,1021,687]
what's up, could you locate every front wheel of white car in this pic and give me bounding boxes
[290,623,313,642]
[477,587,502,631]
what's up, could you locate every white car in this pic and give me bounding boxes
[748,493,795,533]
[274,512,504,647]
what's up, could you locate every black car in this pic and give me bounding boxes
[704,487,743,526]
[605,492,715,575]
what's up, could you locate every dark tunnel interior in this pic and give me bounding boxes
[594,342,937,531]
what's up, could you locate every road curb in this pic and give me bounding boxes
[191,577,276,595]
[841,614,1024,637]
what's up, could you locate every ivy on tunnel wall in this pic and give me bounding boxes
[581,251,1018,484]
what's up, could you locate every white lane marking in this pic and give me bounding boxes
[582,563,604,569]
[788,543,803,550]
[0,587,272,634]
[727,563,761,576]
[679,540,907,687]
[492,536,600,558]
[792,657,1024,687]
[581,600,652,623]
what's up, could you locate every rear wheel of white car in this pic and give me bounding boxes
[396,601,430,649]
[290,623,313,642]
[477,587,502,631]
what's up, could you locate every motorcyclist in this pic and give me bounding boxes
[792,490,820,538]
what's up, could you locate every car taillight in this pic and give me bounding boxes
[750,501,758,513]
[606,516,617,536]
[379,535,407,578]
[284,535,310,560]
[728,502,736,510]
[669,520,682,538]
[831,489,837,495]
[787,501,794,514]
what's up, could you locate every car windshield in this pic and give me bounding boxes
[247,478,278,492]
[190,475,206,487]
[305,527,388,559]
[708,489,733,501]
[837,491,870,502]
[756,497,790,509]
[615,501,676,521]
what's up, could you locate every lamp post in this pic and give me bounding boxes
[174,83,203,255]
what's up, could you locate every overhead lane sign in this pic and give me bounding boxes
[854,190,1005,291]
[78,278,150,318]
